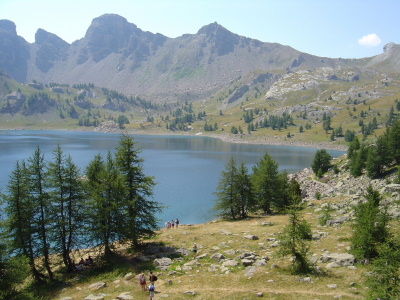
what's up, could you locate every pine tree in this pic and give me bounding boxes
[252,153,281,214]
[351,187,389,261]
[3,161,44,282]
[115,135,158,248]
[27,147,53,280]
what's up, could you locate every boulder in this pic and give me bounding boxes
[154,257,172,267]
[116,292,134,300]
[211,253,225,261]
[222,259,238,267]
[256,292,264,297]
[254,259,267,267]
[88,282,106,290]
[326,216,350,226]
[84,294,106,300]
[183,290,196,296]
[60,298,73,300]
[327,284,338,289]
[320,253,355,266]
[242,259,254,266]
[196,253,208,259]
[299,277,312,283]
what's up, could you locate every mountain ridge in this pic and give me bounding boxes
[0,14,398,102]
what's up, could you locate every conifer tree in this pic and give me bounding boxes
[86,153,122,256]
[367,237,400,299]
[27,147,53,279]
[389,119,400,164]
[3,161,44,281]
[47,146,84,271]
[351,186,389,261]
[0,237,30,300]
[235,163,254,219]
[215,157,239,219]
[115,135,158,248]
[278,192,312,274]
[311,149,332,177]
[252,153,281,214]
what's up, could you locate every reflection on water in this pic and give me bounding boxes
[0,130,344,224]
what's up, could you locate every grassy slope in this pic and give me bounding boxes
[50,197,400,300]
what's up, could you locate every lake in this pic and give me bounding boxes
[0,130,344,224]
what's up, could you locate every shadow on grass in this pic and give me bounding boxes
[28,241,185,299]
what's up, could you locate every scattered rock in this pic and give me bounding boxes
[60,297,73,300]
[256,292,264,297]
[254,259,267,267]
[196,253,208,259]
[211,253,225,261]
[299,277,312,283]
[245,266,257,277]
[176,248,190,256]
[182,265,193,271]
[183,290,196,296]
[260,222,273,226]
[320,253,355,266]
[271,241,280,247]
[208,264,219,272]
[154,257,172,268]
[241,259,254,266]
[84,294,106,300]
[222,259,239,267]
[123,272,134,280]
[327,284,338,289]
[88,282,106,291]
[116,292,134,300]
[224,249,236,256]
[244,235,259,240]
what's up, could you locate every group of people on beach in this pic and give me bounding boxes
[138,271,158,299]
[75,255,94,271]
[165,218,179,229]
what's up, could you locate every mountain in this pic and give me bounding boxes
[0,14,398,103]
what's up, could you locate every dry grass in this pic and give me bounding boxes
[51,202,379,300]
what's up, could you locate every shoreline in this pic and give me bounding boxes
[0,126,348,151]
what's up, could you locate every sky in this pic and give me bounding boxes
[0,0,399,59]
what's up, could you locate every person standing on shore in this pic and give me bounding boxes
[139,273,147,292]
[148,282,155,300]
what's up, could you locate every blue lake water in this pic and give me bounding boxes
[0,130,344,224]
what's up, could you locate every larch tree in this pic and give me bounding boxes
[27,147,53,280]
[252,153,281,214]
[115,135,159,248]
[3,161,44,282]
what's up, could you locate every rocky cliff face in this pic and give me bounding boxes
[0,14,398,102]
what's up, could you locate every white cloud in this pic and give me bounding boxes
[358,33,381,47]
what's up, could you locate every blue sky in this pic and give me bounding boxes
[0,0,399,58]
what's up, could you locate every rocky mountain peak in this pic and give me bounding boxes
[383,42,399,54]
[0,19,17,35]
[35,28,69,46]
[197,22,231,36]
